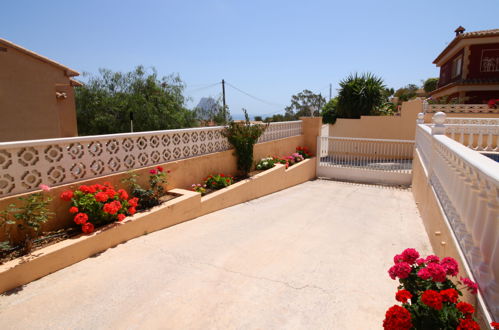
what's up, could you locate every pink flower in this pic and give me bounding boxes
[461,277,478,294]
[418,267,432,280]
[39,184,50,192]
[441,257,459,276]
[149,169,157,175]
[427,263,447,282]
[416,258,425,265]
[401,248,419,264]
[393,254,404,263]
[425,255,440,264]
[388,262,412,280]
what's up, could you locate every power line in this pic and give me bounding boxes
[184,82,220,94]
[225,82,286,108]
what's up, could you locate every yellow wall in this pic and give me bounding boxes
[0,128,322,243]
[0,44,78,142]
[329,99,423,140]
[329,99,499,140]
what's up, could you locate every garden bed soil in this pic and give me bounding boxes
[0,193,180,265]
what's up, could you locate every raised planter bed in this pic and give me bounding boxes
[0,157,316,294]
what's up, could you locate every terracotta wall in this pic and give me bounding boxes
[0,117,324,243]
[0,45,78,142]
[328,99,499,140]
[329,99,422,140]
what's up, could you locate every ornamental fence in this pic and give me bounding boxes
[415,114,499,320]
[425,103,499,114]
[316,136,414,185]
[0,121,302,198]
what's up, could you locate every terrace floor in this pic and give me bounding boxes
[0,179,432,330]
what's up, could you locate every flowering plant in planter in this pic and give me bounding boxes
[204,174,234,190]
[60,182,138,234]
[191,183,207,196]
[255,157,278,170]
[296,146,312,159]
[122,166,170,210]
[487,99,498,109]
[383,248,481,329]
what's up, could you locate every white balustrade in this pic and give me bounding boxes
[427,104,499,114]
[415,113,499,320]
[0,121,302,198]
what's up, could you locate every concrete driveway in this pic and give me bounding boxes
[0,179,432,330]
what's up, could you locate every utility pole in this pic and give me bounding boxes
[329,83,332,101]
[222,79,226,121]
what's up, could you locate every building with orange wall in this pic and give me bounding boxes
[0,38,81,142]
[430,27,499,103]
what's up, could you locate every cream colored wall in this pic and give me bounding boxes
[0,45,78,142]
[411,150,490,328]
[329,99,422,140]
[329,99,499,140]
[0,133,312,243]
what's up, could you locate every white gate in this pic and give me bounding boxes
[317,136,415,185]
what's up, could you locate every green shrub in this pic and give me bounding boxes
[255,157,277,170]
[221,109,268,177]
[204,174,234,190]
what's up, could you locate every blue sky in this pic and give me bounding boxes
[2,0,498,118]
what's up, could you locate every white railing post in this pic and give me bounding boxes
[417,112,424,124]
[431,112,447,135]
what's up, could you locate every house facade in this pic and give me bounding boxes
[0,38,81,142]
[430,27,499,104]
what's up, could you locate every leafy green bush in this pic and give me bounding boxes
[255,157,277,170]
[337,73,387,119]
[0,187,54,253]
[204,174,234,190]
[122,166,170,210]
[221,109,268,177]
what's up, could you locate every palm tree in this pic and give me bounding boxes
[336,73,386,119]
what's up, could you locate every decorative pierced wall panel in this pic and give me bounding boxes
[0,121,302,197]
[427,104,499,114]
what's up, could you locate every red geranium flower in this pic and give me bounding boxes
[421,290,443,310]
[128,197,139,208]
[457,318,480,330]
[95,192,109,202]
[149,169,157,175]
[74,212,88,225]
[79,185,96,194]
[440,288,459,303]
[118,189,129,200]
[81,222,94,234]
[457,301,475,317]
[491,322,499,329]
[60,190,74,201]
[383,305,412,330]
[128,207,136,215]
[395,290,412,303]
[117,214,126,222]
[156,166,163,172]
[441,257,459,276]
[69,206,79,214]
[105,189,117,199]
[401,248,419,264]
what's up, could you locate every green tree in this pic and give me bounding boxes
[75,66,197,135]
[285,90,326,118]
[394,84,419,102]
[336,73,387,118]
[423,78,439,93]
[254,116,263,122]
[321,97,338,124]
